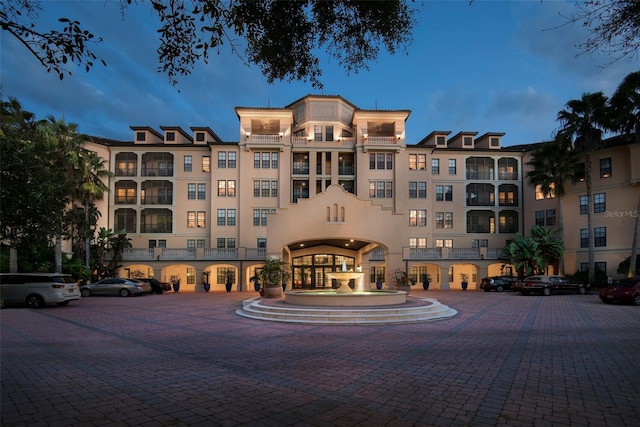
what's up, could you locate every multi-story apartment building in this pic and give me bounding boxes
[522,135,640,281]
[89,94,637,292]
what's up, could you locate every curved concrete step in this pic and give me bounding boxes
[235,296,457,325]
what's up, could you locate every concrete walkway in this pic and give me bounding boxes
[1,290,639,426]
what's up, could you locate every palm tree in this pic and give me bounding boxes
[526,134,577,274]
[530,225,565,274]
[610,71,640,143]
[74,149,111,268]
[557,92,611,284]
[610,71,640,277]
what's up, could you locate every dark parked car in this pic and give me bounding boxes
[138,278,171,294]
[480,276,518,292]
[599,277,640,305]
[80,278,151,297]
[516,275,589,296]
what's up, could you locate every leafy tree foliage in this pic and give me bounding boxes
[1,97,110,273]
[503,226,564,278]
[1,0,416,88]
[93,228,132,280]
[568,0,640,64]
[0,0,105,80]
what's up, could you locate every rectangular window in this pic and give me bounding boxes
[217,209,225,226]
[580,195,589,215]
[254,152,260,169]
[187,211,196,228]
[436,135,446,146]
[184,155,192,172]
[600,158,612,178]
[197,184,206,200]
[471,239,489,248]
[448,159,456,175]
[314,125,322,141]
[594,193,606,213]
[271,181,278,198]
[228,180,236,197]
[228,152,236,168]
[261,180,270,198]
[187,239,195,249]
[262,152,270,169]
[386,153,393,170]
[436,239,453,248]
[436,212,453,229]
[227,238,236,249]
[227,209,236,226]
[418,182,426,198]
[136,131,145,142]
[218,152,226,168]
[217,238,225,248]
[188,184,196,200]
[409,154,417,171]
[253,209,260,226]
[463,136,473,146]
[436,185,453,202]
[197,212,206,228]
[158,240,166,248]
[197,239,205,248]
[271,152,278,169]
[580,228,588,248]
[535,210,545,226]
[432,159,440,175]
[202,156,210,173]
[149,240,156,248]
[195,132,205,142]
[545,209,556,226]
[257,238,267,248]
[417,154,426,170]
[594,227,606,247]
[218,180,226,197]
[325,126,333,142]
[409,209,426,226]
[409,182,417,198]
[369,181,393,198]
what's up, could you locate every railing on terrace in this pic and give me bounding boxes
[204,248,238,259]
[498,171,518,180]
[142,168,174,177]
[292,137,356,147]
[248,134,281,143]
[486,248,505,259]
[141,196,173,205]
[409,248,442,259]
[122,248,154,260]
[246,248,266,259]
[466,171,494,180]
[364,136,398,145]
[450,248,480,259]
[162,248,196,260]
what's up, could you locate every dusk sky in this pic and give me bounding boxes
[1,1,637,146]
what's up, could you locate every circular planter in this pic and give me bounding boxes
[263,286,283,298]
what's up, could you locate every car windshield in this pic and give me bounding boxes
[616,279,637,288]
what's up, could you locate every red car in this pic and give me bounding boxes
[599,277,640,306]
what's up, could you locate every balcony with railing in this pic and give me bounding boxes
[114,247,267,262]
[403,246,506,261]
[292,136,355,147]
[363,136,399,146]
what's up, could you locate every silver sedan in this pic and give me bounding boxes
[80,278,152,297]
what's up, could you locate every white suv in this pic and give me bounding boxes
[0,273,81,308]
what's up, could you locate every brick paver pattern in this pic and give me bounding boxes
[1,290,639,426]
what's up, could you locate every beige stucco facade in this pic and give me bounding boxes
[89,94,638,292]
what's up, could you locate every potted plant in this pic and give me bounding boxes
[375,273,384,290]
[259,257,291,298]
[202,271,211,292]
[250,271,261,292]
[393,269,415,294]
[460,273,469,291]
[421,273,432,291]
[170,275,180,292]
[224,269,234,292]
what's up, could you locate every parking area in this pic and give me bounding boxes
[2,290,639,426]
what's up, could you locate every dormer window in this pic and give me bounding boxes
[490,137,499,147]
[166,131,175,142]
[136,132,146,142]
[436,135,446,146]
[196,132,205,142]
[463,136,473,146]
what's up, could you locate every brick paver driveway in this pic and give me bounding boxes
[2,290,639,426]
